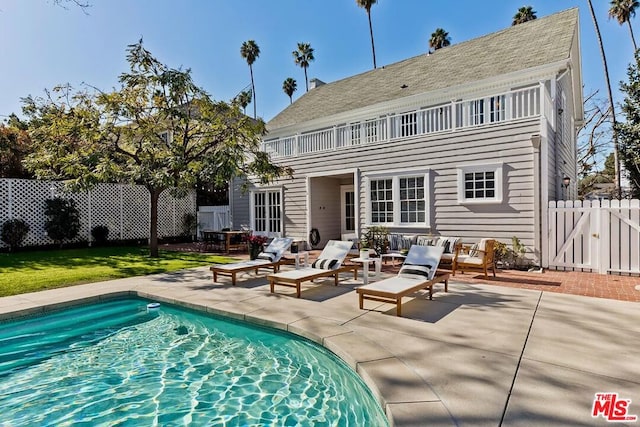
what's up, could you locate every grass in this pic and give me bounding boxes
[0,246,235,297]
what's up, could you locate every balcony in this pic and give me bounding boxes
[262,86,542,158]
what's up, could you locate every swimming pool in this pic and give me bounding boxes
[0,298,388,426]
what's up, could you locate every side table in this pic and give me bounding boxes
[350,257,382,286]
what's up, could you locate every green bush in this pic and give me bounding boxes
[181,212,197,238]
[44,198,81,247]
[1,219,30,251]
[91,225,110,245]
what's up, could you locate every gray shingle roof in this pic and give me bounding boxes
[268,8,578,130]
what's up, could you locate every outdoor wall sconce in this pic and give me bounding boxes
[562,175,571,188]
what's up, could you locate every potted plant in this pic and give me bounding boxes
[245,234,269,260]
[359,234,370,259]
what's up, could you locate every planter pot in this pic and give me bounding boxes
[359,249,370,259]
[249,244,262,260]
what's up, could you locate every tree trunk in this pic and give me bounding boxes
[149,187,162,258]
[250,64,256,119]
[629,21,638,52]
[587,0,621,198]
[368,10,377,69]
[304,67,309,92]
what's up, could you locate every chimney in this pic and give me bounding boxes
[309,78,325,90]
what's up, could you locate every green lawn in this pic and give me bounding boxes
[0,246,235,297]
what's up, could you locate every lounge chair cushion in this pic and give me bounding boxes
[312,258,340,270]
[455,255,484,265]
[399,263,434,280]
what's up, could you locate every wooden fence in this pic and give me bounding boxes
[547,199,640,275]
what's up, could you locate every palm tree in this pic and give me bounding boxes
[282,78,297,104]
[235,90,252,114]
[356,0,378,69]
[429,28,450,52]
[588,0,621,197]
[512,6,537,25]
[292,42,315,92]
[609,0,639,51]
[240,40,260,118]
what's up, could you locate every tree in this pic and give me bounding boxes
[292,42,315,92]
[609,0,639,51]
[512,6,537,25]
[282,78,297,104]
[588,0,621,197]
[23,40,291,257]
[0,117,33,178]
[429,28,450,52]
[615,52,640,198]
[356,0,378,69]
[240,40,260,119]
[234,90,252,114]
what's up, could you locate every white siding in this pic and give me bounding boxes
[237,118,542,253]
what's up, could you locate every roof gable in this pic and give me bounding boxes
[268,8,578,130]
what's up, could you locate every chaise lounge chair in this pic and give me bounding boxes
[210,237,294,285]
[268,240,359,298]
[356,245,450,317]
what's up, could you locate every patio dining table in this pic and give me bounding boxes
[202,230,250,254]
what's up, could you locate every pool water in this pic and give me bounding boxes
[0,299,388,426]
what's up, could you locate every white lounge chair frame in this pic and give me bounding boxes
[268,240,359,298]
[357,245,450,317]
[210,237,293,285]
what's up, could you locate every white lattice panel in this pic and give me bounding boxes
[122,185,150,240]
[0,179,196,248]
[89,184,122,240]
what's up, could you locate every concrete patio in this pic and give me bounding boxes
[1,266,639,426]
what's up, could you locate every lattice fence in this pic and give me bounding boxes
[0,179,196,248]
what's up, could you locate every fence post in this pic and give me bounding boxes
[598,199,609,274]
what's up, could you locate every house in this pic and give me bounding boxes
[230,8,582,266]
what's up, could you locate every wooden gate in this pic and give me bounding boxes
[548,200,640,274]
[197,206,231,237]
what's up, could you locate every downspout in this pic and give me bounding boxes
[531,134,542,267]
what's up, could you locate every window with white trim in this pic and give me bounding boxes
[400,177,425,223]
[489,95,506,123]
[457,163,503,204]
[368,170,430,226]
[370,178,393,223]
[470,99,484,125]
[251,189,282,234]
[400,112,417,137]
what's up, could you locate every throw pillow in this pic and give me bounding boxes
[468,244,479,257]
[312,258,340,270]
[257,251,278,262]
[399,263,433,280]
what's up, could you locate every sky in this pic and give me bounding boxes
[0,0,636,124]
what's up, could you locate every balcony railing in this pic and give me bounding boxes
[262,86,542,158]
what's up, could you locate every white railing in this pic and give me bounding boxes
[262,86,543,158]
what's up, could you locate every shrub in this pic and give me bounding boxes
[181,212,197,238]
[91,225,110,245]
[44,198,81,247]
[1,219,30,251]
